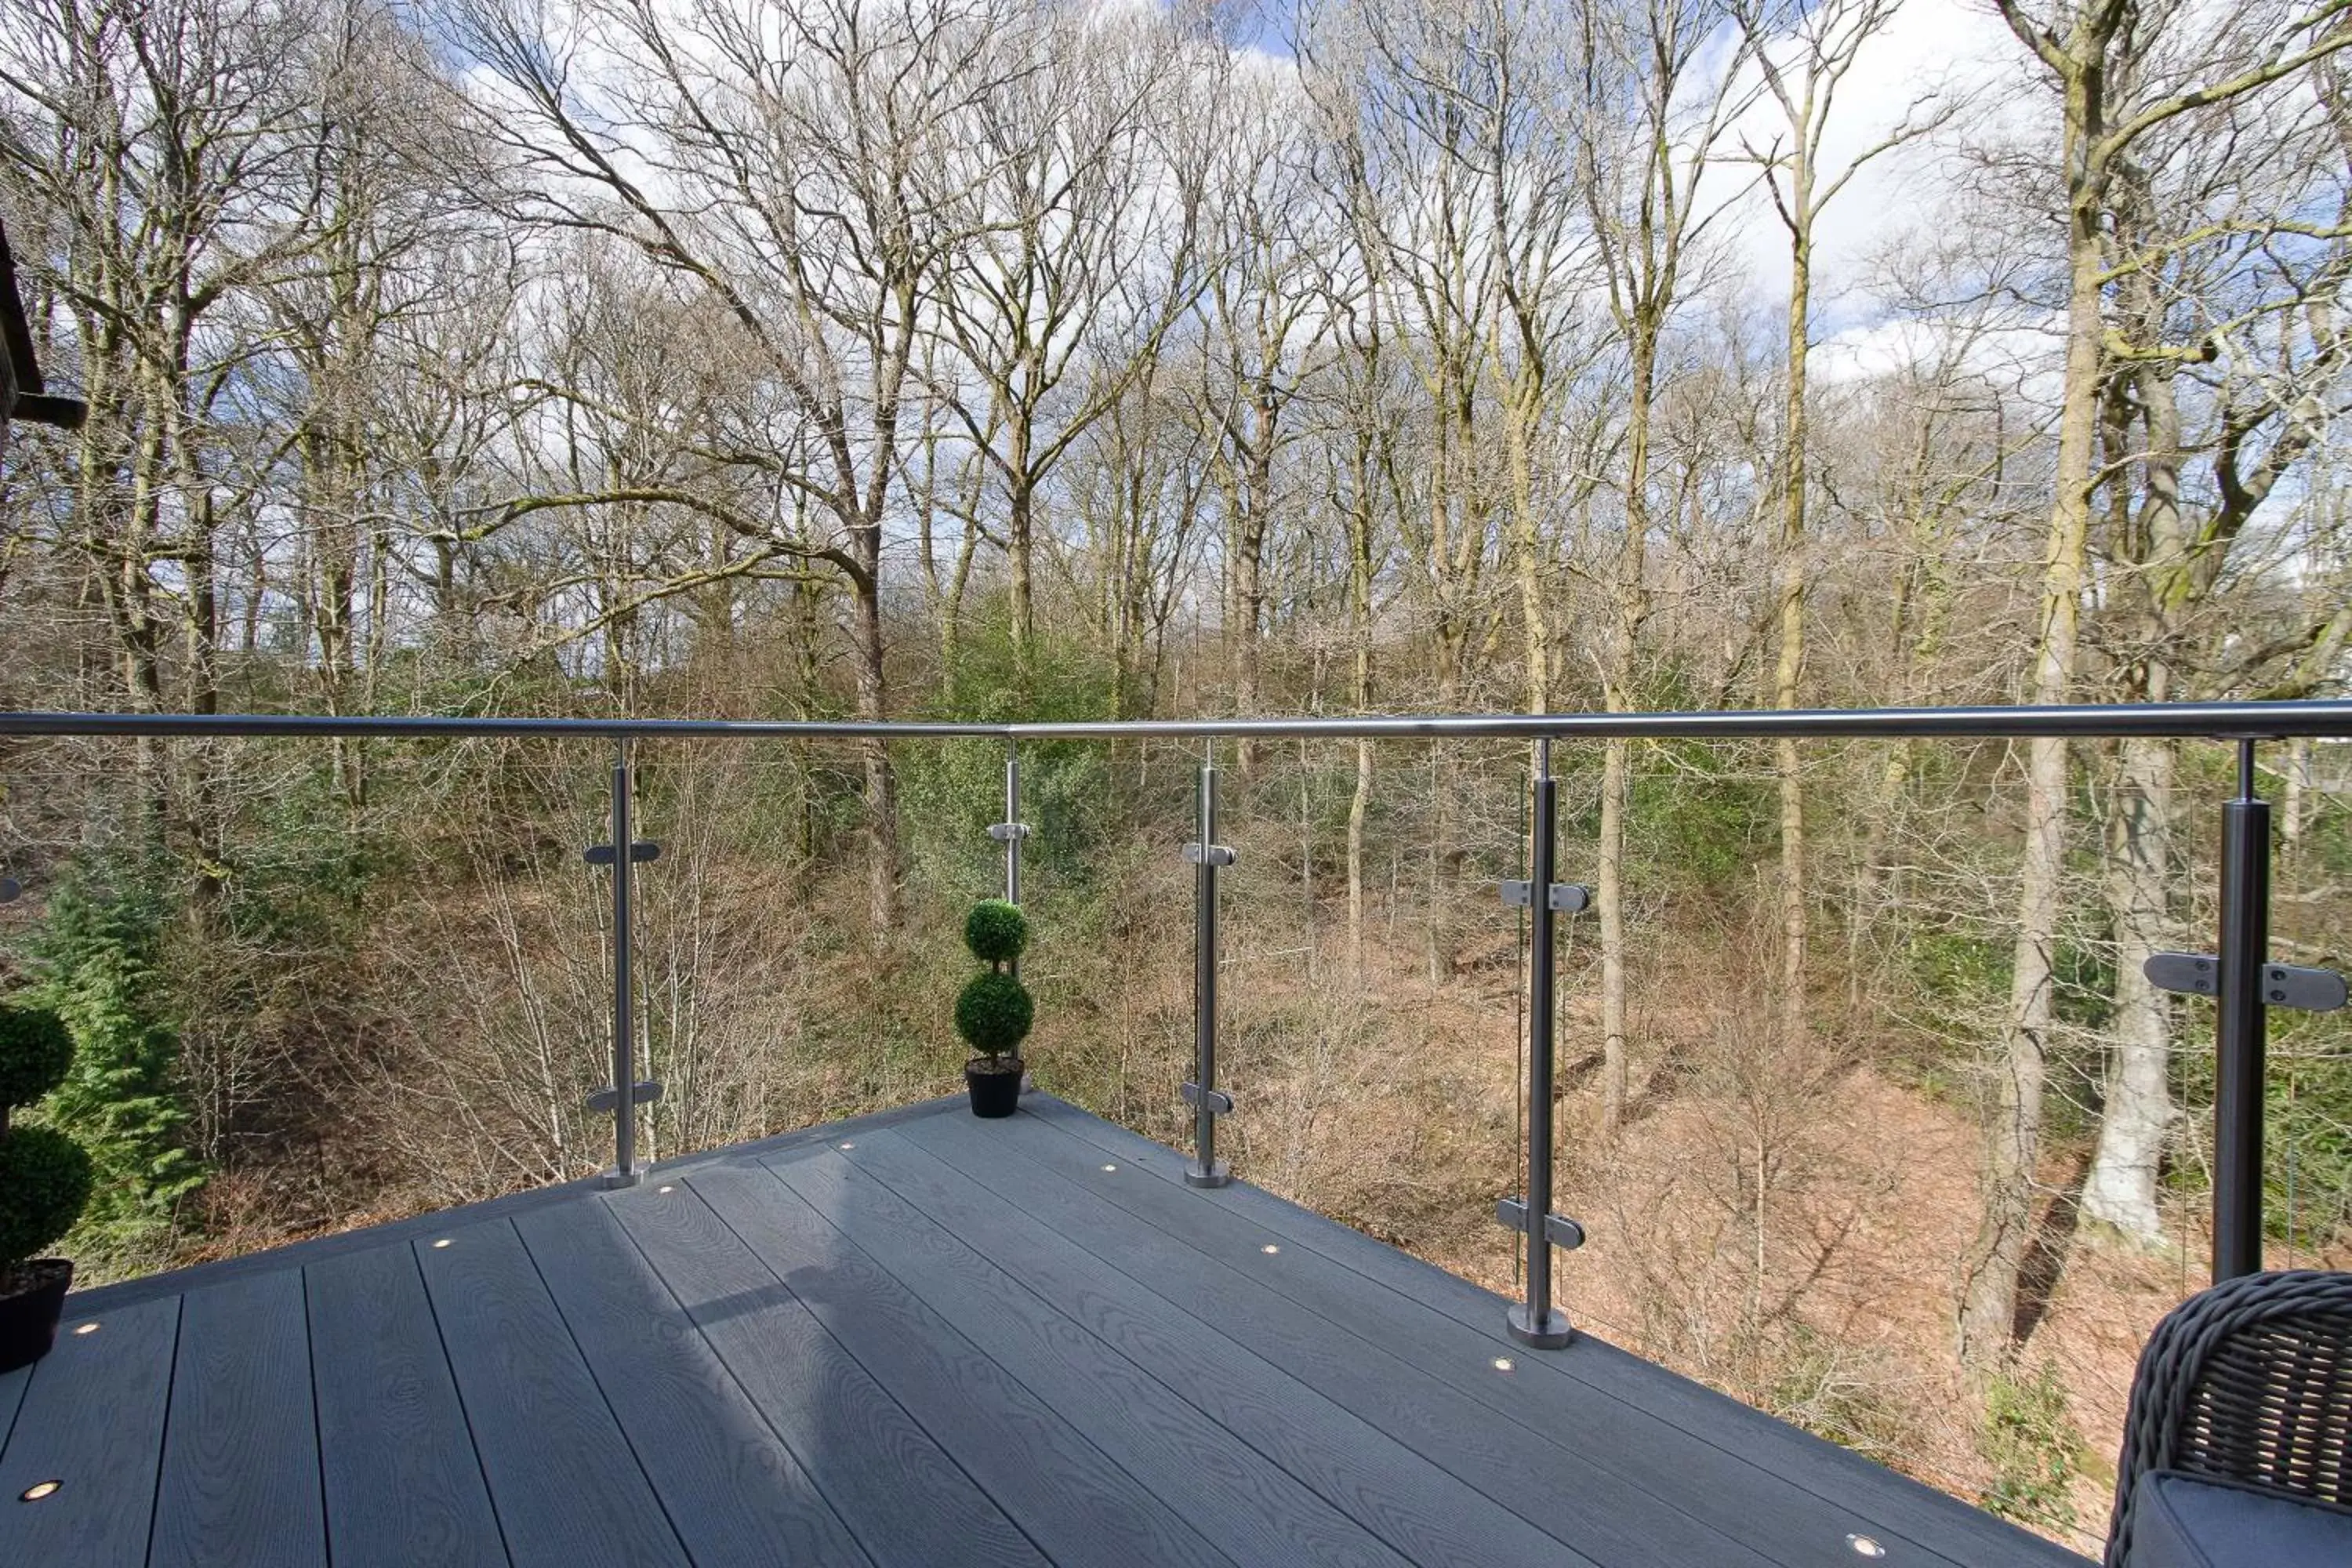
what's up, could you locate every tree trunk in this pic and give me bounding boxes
[1851,535,1948,1005]
[1232,511,1265,713]
[1958,159,2101,1367]
[1008,472,1034,678]
[1348,741,1371,971]
[2083,733,2174,1240]
[1773,212,1812,1063]
[849,563,900,932]
[2081,162,2186,1247]
[1512,402,1550,713]
[1598,735,1631,1135]
[1347,453,1376,971]
[2283,739,2309,854]
[1597,325,1657,1140]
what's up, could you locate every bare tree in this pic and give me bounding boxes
[2,0,327,722]
[1305,0,1504,708]
[1065,342,1215,716]
[931,5,1204,676]
[1312,113,1408,961]
[2078,47,2352,1240]
[1201,54,1333,726]
[1733,0,1955,1061]
[1959,0,2352,1366]
[1577,0,1756,1135]
[449,0,1018,928]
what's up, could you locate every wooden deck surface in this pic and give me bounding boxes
[0,1094,2091,1566]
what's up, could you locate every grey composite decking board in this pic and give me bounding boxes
[906,1108,1775,1568]
[416,1218,691,1568]
[0,1359,27,1457]
[687,1159,1237,1568]
[147,1271,328,1568]
[834,1127,1617,1568]
[643,1095,963,1174]
[1022,1095,2096,1568]
[9,1094,2096,1568]
[64,1179,608,1318]
[303,1240,508,1568]
[510,1196,875,1568]
[0,1291,58,1450]
[60,1096,964,1318]
[1021,1100,2067,1562]
[768,1148,1419,1568]
[0,1291,179,1567]
[971,1106,1963,1568]
[603,1180,1049,1568]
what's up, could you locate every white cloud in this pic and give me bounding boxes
[1708,0,2033,332]
[1811,310,2052,390]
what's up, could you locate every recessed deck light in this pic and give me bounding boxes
[1102,1164,1118,1172]
[1847,1535,1886,1559]
[657,1185,675,1194]
[1492,1357,1515,1372]
[839,1142,855,1150]
[72,1322,98,1335]
[430,1239,452,1249]
[20,1481,60,1502]
[1261,1244,1280,1254]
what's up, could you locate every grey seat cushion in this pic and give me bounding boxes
[2128,1469,2352,1568]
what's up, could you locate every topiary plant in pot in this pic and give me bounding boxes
[956,900,1033,1118]
[0,1004,93,1372]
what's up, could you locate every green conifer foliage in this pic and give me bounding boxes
[21,882,205,1255]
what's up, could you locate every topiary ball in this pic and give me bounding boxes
[955,970,1033,1058]
[0,1006,74,1111]
[0,1125,94,1265]
[964,900,1029,966]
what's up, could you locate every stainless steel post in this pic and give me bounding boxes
[2213,739,2269,1281]
[1508,739,1572,1347]
[1186,752,1233,1187]
[608,740,639,1186]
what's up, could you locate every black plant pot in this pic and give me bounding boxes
[964,1058,1024,1119]
[0,1259,73,1374]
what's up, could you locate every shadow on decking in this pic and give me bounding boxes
[0,1093,2092,1568]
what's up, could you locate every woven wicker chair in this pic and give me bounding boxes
[2105,1269,2352,1567]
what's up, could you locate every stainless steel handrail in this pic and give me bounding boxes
[2,698,2350,742]
[0,713,1003,739]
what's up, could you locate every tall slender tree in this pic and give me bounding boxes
[1959,0,2352,1366]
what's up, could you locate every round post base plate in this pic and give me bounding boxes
[1506,1305,1573,1348]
